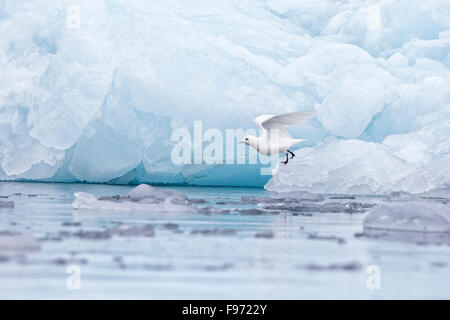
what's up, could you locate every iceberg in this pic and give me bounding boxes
[267,117,450,195]
[0,0,448,192]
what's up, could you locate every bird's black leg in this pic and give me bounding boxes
[281,153,289,165]
[287,149,295,159]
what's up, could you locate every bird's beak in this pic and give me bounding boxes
[238,141,243,144]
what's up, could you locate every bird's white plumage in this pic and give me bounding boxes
[244,111,317,156]
[254,111,317,130]
[253,114,273,129]
[254,111,316,140]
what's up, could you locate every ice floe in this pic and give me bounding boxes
[73,184,198,212]
[364,201,450,233]
[0,200,14,208]
[0,232,40,251]
[242,191,375,214]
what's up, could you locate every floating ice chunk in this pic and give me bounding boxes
[0,200,14,208]
[263,201,374,214]
[190,228,236,236]
[307,233,346,245]
[241,191,373,214]
[123,183,188,204]
[69,224,155,239]
[0,233,40,251]
[108,224,155,237]
[364,201,450,233]
[242,191,323,204]
[72,184,197,212]
[303,262,361,272]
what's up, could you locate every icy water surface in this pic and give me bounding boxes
[0,182,449,299]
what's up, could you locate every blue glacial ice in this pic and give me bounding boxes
[0,0,449,192]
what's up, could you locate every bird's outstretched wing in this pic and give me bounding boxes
[254,114,274,129]
[258,111,316,130]
[254,111,316,141]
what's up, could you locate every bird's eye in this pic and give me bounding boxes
[245,138,248,141]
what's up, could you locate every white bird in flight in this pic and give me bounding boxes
[239,111,317,164]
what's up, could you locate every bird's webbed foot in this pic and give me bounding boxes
[287,149,295,159]
[282,153,289,165]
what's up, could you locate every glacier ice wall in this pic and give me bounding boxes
[0,0,449,191]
